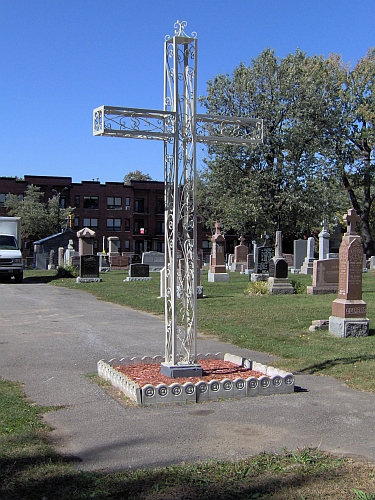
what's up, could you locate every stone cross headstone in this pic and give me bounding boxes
[208,222,229,282]
[329,208,369,337]
[93,21,262,376]
[231,235,248,272]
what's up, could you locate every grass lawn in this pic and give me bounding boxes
[1,268,375,499]
[29,267,375,393]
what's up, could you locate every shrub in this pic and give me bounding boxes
[56,264,78,279]
[289,278,307,294]
[245,280,269,296]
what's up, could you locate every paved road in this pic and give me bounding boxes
[1,281,374,471]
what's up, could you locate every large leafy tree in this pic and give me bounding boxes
[329,49,375,256]
[198,49,348,237]
[5,185,73,239]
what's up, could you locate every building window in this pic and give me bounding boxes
[73,217,80,229]
[0,193,10,207]
[106,218,121,231]
[83,196,99,209]
[125,197,131,211]
[156,220,165,234]
[93,240,98,252]
[75,195,80,207]
[124,240,130,251]
[107,196,122,210]
[156,198,164,213]
[156,241,164,253]
[83,217,98,229]
[60,195,67,208]
[125,218,130,232]
[202,240,211,249]
[134,220,145,234]
[134,198,144,213]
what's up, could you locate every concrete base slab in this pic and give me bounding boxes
[329,315,369,337]
[76,277,102,283]
[160,363,203,378]
[208,271,229,282]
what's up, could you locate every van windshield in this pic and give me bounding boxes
[0,235,19,250]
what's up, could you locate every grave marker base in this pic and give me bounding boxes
[329,316,369,337]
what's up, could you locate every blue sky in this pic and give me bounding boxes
[1,0,374,184]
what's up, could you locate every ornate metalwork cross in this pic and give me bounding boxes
[93,20,263,374]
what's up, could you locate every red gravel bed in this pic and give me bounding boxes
[114,359,266,387]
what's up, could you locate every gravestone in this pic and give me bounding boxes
[306,258,339,295]
[98,253,110,273]
[142,251,165,271]
[231,236,248,272]
[292,239,308,273]
[107,236,120,256]
[268,231,294,294]
[64,239,79,266]
[77,227,96,256]
[208,222,229,282]
[58,247,64,268]
[329,209,369,337]
[251,244,273,282]
[300,237,315,274]
[124,263,151,282]
[47,249,55,270]
[319,220,330,260]
[110,255,129,269]
[35,252,48,270]
[76,255,102,283]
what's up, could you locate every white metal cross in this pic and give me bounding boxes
[93,20,263,375]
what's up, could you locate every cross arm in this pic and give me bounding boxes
[195,114,263,145]
[93,105,175,140]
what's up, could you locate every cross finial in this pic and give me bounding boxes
[238,235,245,245]
[214,221,221,235]
[343,208,360,235]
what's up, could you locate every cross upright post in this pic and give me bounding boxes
[93,20,263,377]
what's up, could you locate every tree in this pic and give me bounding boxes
[123,170,153,184]
[329,49,375,256]
[5,184,74,239]
[198,49,348,237]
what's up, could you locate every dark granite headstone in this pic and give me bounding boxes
[254,246,273,274]
[269,258,288,278]
[129,263,149,277]
[80,255,99,278]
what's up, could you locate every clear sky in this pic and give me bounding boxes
[1,0,374,184]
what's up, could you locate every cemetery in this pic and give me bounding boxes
[1,13,375,499]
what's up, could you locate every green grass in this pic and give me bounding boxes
[2,377,375,499]
[24,268,375,393]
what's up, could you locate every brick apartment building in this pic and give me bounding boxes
[0,175,212,257]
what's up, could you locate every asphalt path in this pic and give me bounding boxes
[1,281,375,472]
